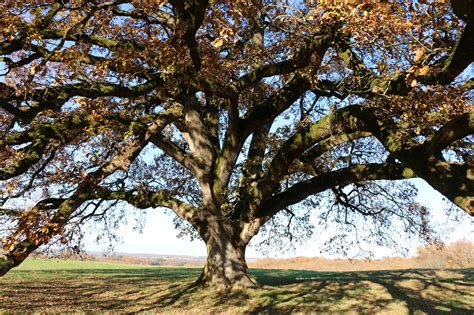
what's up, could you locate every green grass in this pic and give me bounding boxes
[0,259,473,313]
[12,258,154,271]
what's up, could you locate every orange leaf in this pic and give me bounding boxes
[418,65,430,76]
[413,48,425,63]
[212,38,224,48]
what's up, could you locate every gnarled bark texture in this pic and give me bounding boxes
[198,223,257,289]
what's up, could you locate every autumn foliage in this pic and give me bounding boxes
[0,0,473,289]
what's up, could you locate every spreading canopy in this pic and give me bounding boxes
[0,0,473,288]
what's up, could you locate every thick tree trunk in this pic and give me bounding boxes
[196,222,258,290]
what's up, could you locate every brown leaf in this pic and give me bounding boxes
[413,48,425,63]
[418,65,430,76]
[212,38,224,48]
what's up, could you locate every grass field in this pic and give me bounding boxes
[0,259,473,313]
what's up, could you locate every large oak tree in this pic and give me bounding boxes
[0,0,473,289]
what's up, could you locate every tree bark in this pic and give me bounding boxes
[196,221,258,290]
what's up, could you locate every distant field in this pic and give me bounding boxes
[0,259,473,313]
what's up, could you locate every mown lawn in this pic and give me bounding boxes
[0,259,473,313]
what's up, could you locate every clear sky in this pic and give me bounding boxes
[84,179,473,259]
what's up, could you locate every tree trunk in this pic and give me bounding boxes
[196,222,258,290]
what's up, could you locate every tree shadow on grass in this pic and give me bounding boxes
[245,269,474,314]
[1,268,473,313]
[0,268,200,312]
[132,280,203,312]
